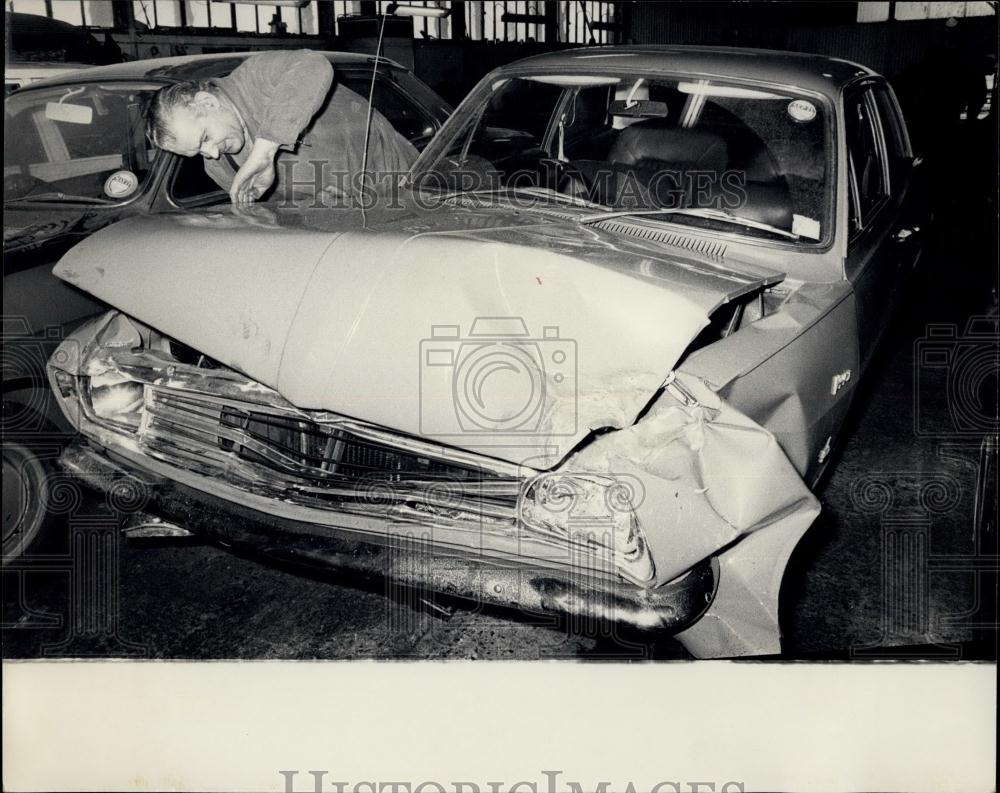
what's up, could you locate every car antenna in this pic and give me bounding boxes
[360,9,389,228]
[360,2,450,227]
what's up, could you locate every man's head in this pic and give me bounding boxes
[144,80,246,159]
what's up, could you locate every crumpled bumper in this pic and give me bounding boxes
[60,442,718,635]
[48,311,823,657]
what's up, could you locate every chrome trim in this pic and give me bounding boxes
[61,443,718,632]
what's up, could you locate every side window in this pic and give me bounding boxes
[872,86,908,158]
[872,84,912,185]
[483,79,563,144]
[170,155,227,205]
[4,87,155,202]
[845,88,890,231]
[337,72,437,148]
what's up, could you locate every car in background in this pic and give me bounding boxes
[2,51,452,561]
[4,62,94,96]
[4,10,115,95]
[45,46,926,657]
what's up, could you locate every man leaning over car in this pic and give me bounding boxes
[144,49,418,206]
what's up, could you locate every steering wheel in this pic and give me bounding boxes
[4,172,58,198]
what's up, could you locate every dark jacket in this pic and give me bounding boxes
[206,50,418,202]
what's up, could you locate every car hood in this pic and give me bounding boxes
[54,202,783,466]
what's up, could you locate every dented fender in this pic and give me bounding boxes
[50,307,822,657]
[553,369,820,656]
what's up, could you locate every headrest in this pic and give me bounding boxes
[609,123,729,171]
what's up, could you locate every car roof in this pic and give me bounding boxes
[502,45,878,98]
[15,50,402,91]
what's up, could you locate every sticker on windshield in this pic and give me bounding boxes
[104,170,138,199]
[787,99,817,123]
[792,213,821,240]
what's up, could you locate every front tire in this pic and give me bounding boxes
[2,438,54,561]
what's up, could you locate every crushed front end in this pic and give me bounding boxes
[49,310,819,657]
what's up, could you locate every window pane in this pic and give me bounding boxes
[133,1,154,27]
[257,5,287,34]
[417,74,832,241]
[184,0,209,27]
[50,0,84,26]
[210,1,233,29]
[4,83,161,202]
[234,3,258,31]
[845,92,888,220]
[171,155,228,203]
[8,0,49,17]
[872,87,907,159]
[84,0,116,26]
[896,1,995,19]
[337,72,437,143]
[858,2,890,22]
[156,0,182,27]
[281,6,300,33]
[299,2,319,35]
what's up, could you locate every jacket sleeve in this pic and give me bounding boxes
[204,157,234,192]
[232,50,334,150]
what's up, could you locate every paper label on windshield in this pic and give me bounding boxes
[787,99,817,123]
[792,214,821,240]
[104,170,138,199]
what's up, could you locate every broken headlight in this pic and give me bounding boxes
[47,311,149,434]
[519,472,655,585]
[87,373,144,431]
[51,368,78,399]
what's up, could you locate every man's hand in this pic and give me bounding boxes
[230,138,280,207]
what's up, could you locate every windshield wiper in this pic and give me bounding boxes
[577,206,801,240]
[4,192,115,206]
[499,186,606,209]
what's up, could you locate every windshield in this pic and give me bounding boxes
[413,73,831,243]
[4,82,161,204]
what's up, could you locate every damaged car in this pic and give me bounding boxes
[45,46,925,657]
[3,50,451,559]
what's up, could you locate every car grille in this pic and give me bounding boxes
[139,387,521,525]
[215,405,471,482]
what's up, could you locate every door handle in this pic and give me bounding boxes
[894,226,919,241]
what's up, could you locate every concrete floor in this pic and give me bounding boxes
[3,145,997,661]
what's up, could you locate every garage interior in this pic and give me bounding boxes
[2,0,997,661]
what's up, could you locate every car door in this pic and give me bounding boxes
[844,79,923,370]
[872,81,926,275]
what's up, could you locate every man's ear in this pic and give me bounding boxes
[192,91,221,112]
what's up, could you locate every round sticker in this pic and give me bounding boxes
[787,99,817,123]
[103,170,139,199]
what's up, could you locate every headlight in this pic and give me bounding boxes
[88,376,144,430]
[518,472,655,585]
[45,311,149,434]
[51,369,78,399]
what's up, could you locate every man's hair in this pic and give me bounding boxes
[143,79,217,148]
